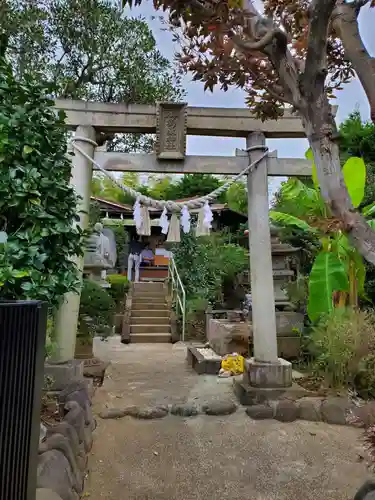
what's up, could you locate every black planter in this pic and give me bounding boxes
[0,300,48,500]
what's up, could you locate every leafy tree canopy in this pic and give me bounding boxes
[3,0,184,153]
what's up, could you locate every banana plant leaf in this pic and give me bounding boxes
[336,233,366,298]
[307,251,349,322]
[277,177,324,217]
[342,156,366,208]
[362,202,375,217]
[305,148,319,190]
[269,211,314,232]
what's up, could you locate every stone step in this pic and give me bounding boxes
[130,324,171,334]
[132,290,168,299]
[132,298,166,306]
[133,282,165,291]
[132,302,169,310]
[131,309,170,318]
[130,333,171,343]
[131,315,170,325]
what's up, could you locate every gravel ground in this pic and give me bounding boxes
[87,337,372,500]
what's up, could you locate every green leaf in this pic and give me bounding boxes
[23,145,34,155]
[368,219,375,230]
[307,251,349,322]
[21,282,33,291]
[342,156,366,208]
[269,211,314,232]
[12,270,29,279]
[362,202,375,217]
[352,250,366,297]
[305,148,319,190]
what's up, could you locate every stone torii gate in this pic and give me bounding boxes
[54,99,313,389]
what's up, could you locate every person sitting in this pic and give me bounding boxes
[141,245,154,266]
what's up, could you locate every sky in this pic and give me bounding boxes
[125,1,375,195]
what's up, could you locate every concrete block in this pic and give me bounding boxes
[244,357,292,388]
[186,346,222,375]
[44,360,84,391]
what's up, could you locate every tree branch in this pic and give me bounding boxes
[302,0,337,98]
[231,28,286,51]
[332,0,375,122]
[231,0,302,108]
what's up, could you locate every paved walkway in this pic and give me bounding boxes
[88,337,371,500]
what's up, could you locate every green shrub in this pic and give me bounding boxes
[172,231,248,338]
[106,274,129,309]
[78,279,115,339]
[0,59,83,306]
[173,231,248,306]
[308,308,375,391]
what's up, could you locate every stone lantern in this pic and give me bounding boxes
[83,225,112,288]
[270,224,299,308]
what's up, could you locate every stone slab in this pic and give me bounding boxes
[44,360,84,391]
[244,357,292,388]
[233,379,315,406]
[186,346,222,375]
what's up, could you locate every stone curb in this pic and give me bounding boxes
[36,380,95,500]
[99,401,239,420]
[98,397,375,427]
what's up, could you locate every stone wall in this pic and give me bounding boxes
[36,381,95,500]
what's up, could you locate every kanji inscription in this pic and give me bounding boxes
[156,102,187,160]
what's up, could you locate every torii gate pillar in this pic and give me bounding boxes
[53,125,96,362]
[246,132,292,388]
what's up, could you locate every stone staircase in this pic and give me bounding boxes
[129,282,172,343]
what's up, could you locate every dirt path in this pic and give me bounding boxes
[87,337,371,500]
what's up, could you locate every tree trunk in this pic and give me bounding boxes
[333,1,375,123]
[300,95,375,266]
